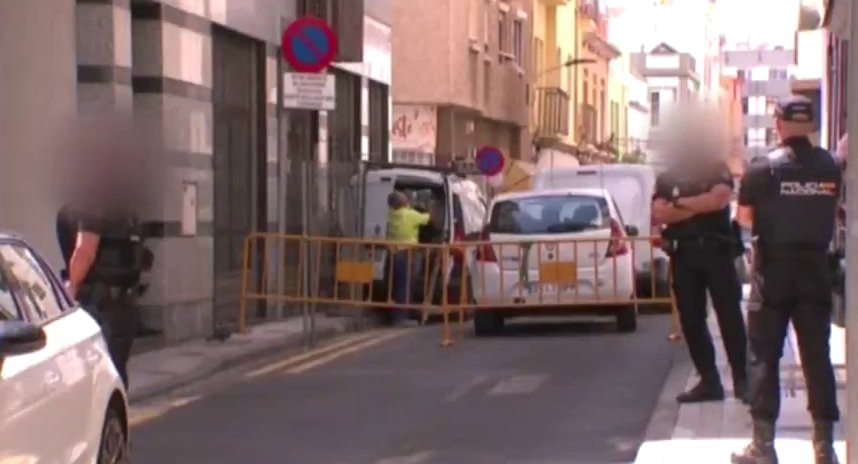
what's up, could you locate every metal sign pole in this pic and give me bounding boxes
[846,1,858,460]
[275,15,287,321]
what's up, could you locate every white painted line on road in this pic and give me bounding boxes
[373,451,436,464]
[487,374,548,396]
[444,375,489,403]
[284,330,411,374]
[245,331,384,378]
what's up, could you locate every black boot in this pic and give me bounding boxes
[812,422,839,464]
[731,420,778,464]
[676,379,725,403]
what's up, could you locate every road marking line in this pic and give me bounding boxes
[444,375,489,403]
[129,395,203,427]
[244,331,383,379]
[487,374,548,396]
[283,330,410,374]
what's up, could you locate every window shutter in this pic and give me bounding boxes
[334,0,364,63]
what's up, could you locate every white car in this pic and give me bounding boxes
[533,164,670,301]
[0,235,129,463]
[470,188,638,335]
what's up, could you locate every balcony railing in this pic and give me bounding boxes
[534,87,570,139]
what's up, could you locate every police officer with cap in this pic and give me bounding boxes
[732,95,842,464]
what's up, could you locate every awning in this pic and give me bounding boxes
[496,159,536,193]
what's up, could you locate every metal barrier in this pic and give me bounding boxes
[239,233,680,346]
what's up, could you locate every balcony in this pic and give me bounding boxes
[534,87,570,140]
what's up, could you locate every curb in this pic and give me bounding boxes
[638,342,693,444]
[129,320,355,404]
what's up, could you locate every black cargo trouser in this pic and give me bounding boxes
[748,249,839,422]
[670,238,748,385]
[80,284,137,388]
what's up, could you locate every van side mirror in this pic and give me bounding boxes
[0,320,47,356]
[624,225,640,237]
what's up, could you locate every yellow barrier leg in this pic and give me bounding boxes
[441,305,454,347]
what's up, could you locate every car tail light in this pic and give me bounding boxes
[475,228,497,262]
[606,219,629,258]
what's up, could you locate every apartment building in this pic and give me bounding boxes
[723,47,796,160]
[0,0,389,345]
[623,61,651,157]
[392,0,532,165]
[630,43,700,131]
[606,0,721,101]
[822,0,850,152]
[720,76,746,176]
[531,0,577,158]
[576,0,621,149]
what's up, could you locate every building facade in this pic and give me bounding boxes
[723,47,796,160]
[720,76,746,176]
[822,0,850,152]
[0,0,391,345]
[392,0,532,165]
[576,0,621,149]
[531,0,577,158]
[623,61,651,158]
[630,43,700,132]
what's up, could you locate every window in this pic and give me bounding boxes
[0,268,21,321]
[611,101,619,138]
[0,245,65,323]
[468,0,480,40]
[498,10,508,62]
[650,91,660,126]
[768,68,787,80]
[512,19,524,67]
[483,0,490,45]
[741,97,748,114]
[737,69,746,80]
[765,128,777,146]
[488,195,610,235]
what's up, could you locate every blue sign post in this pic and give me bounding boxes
[475,146,506,177]
[281,17,338,73]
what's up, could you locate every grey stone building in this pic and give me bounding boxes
[0,0,391,345]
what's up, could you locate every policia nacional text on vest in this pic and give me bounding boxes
[732,95,842,464]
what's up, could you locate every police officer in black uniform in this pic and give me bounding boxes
[59,207,153,388]
[732,96,841,464]
[652,132,748,404]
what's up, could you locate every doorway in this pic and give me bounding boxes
[211,25,267,336]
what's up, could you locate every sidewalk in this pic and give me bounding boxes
[127,314,357,402]
[634,285,848,464]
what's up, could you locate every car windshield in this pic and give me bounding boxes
[488,194,610,235]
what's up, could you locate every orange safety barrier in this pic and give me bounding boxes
[238,233,680,346]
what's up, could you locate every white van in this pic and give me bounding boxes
[353,164,488,323]
[532,164,670,300]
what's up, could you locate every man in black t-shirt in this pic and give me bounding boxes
[652,158,748,404]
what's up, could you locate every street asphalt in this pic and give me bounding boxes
[131,314,678,464]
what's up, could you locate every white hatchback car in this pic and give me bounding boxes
[0,235,129,463]
[470,188,638,335]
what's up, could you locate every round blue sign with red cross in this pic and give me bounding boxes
[281,17,338,73]
[475,146,505,177]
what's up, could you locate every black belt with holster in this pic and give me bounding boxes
[661,233,742,257]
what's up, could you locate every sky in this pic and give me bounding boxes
[714,0,804,47]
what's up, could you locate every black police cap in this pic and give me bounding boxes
[775,95,814,123]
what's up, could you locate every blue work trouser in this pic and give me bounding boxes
[391,249,423,322]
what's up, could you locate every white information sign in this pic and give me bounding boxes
[283,72,336,110]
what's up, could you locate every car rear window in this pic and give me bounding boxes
[488,194,610,234]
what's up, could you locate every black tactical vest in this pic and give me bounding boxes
[89,215,154,287]
[764,145,840,247]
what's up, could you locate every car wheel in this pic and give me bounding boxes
[98,407,129,464]
[616,306,637,333]
[474,310,503,336]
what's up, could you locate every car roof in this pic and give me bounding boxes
[491,187,610,203]
[364,168,447,183]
